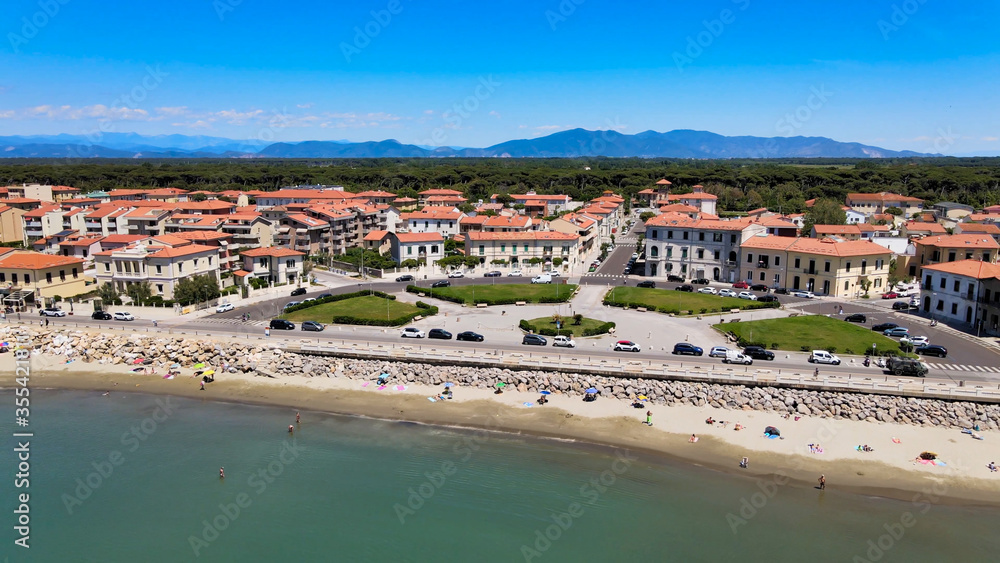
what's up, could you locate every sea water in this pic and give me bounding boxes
[1,390,997,562]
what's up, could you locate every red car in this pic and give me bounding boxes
[733,281,750,289]
[881,292,898,299]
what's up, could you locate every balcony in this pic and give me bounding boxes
[757,261,769,268]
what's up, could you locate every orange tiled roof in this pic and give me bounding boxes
[847,192,923,203]
[363,230,389,241]
[465,231,578,241]
[741,236,892,257]
[813,224,862,235]
[0,251,84,270]
[394,232,444,243]
[913,234,1000,249]
[240,247,305,257]
[922,259,1000,280]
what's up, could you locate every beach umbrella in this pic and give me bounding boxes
[133,358,144,365]
[585,387,598,394]
[637,395,648,401]
[170,363,181,369]
[764,426,780,437]
[539,390,551,395]
[203,369,215,377]
[444,382,455,388]
[919,451,938,460]
[496,382,506,388]
[193,362,206,369]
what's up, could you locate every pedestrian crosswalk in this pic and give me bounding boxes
[925,362,1000,373]
[199,318,268,327]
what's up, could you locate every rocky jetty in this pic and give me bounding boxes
[15,328,999,431]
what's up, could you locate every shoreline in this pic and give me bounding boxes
[6,353,1000,508]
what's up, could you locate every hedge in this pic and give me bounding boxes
[519,319,616,337]
[582,322,616,337]
[603,295,780,315]
[283,290,396,314]
[284,290,437,326]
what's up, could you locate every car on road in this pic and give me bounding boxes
[900,335,929,346]
[456,331,484,342]
[396,274,414,282]
[401,327,425,338]
[290,287,307,296]
[113,312,134,321]
[675,284,694,292]
[531,275,552,284]
[872,322,898,332]
[909,296,919,307]
[428,328,453,340]
[773,288,789,294]
[737,291,757,300]
[883,327,910,337]
[301,297,316,304]
[484,271,502,277]
[545,271,560,277]
[881,292,899,299]
[40,308,66,317]
[317,293,333,299]
[844,313,867,323]
[91,311,112,320]
[723,350,753,365]
[613,340,641,352]
[790,290,816,298]
[672,343,703,356]
[750,284,770,292]
[631,253,639,259]
[636,280,656,288]
[667,275,685,283]
[216,302,235,313]
[447,271,465,278]
[892,301,911,310]
[915,344,948,358]
[808,350,841,365]
[743,346,775,361]
[732,281,750,289]
[692,278,710,285]
[508,270,523,277]
[522,334,547,346]
[698,287,718,294]
[708,346,730,358]
[718,289,738,298]
[269,319,294,330]
[283,301,301,310]
[757,295,780,303]
[431,280,451,288]
[301,321,325,332]
[553,335,577,348]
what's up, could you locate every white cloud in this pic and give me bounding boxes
[296,103,313,109]
[489,110,501,119]
[155,106,190,117]
[0,110,14,119]
[982,136,999,142]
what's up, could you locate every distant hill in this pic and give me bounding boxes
[0,129,937,159]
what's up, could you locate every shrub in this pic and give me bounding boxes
[800,345,810,352]
[519,319,533,332]
[826,346,837,353]
[699,308,708,314]
[771,343,779,350]
[582,322,616,337]
[283,290,397,314]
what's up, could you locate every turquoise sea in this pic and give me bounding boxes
[2,390,998,562]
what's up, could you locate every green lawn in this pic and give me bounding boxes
[522,316,612,337]
[713,315,905,355]
[604,287,777,314]
[281,295,421,322]
[411,283,577,305]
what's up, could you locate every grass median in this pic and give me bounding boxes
[281,294,424,324]
[714,315,905,355]
[408,283,577,305]
[520,316,615,337]
[604,286,777,314]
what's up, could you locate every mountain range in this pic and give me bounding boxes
[0,129,936,159]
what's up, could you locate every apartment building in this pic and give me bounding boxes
[919,260,1000,334]
[643,213,766,282]
[239,247,305,286]
[389,232,445,266]
[464,231,581,268]
[845,192,924,217]
[400,208,465,238]
[94,238,221,299]
[417,188,464,205]
[0,250,87,301]
[811,224,862,240]
[0,205,26,244]
[549,213,598,255]
[912,234,1000,279]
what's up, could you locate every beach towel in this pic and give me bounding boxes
[162,374,174,380]
[523,402,534,407]
[361,382,370,388]
[765,434,779,439]
[395,385,406,391]
[891,437,901,444]
[377,385,386,390]
[428,397,436,402]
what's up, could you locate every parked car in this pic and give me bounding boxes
[448,271,465,278]
[915,344,948,358]
[431,280,451,288]
[872,322,898,332]
[718,289,738,298]
[484,271,502,277]
[732,281,750,289]
[773,288,789,294]
[672,343,703,356]
[269,319,294,330]
[531,275,552,284]
[428,328,453,340]
[723,350,753,365]
[91,311,112,320]
[631,252,639,259]
[613,340,641,352]
[290,287,307,296]
[757,295,779,303]
[909,296,920,307]
[881,292,899,299]
[691,278,710,285]
[790,290,815,298]
[883,327,910,337]
[112,312,134,321]
[401,327,425,338]
[675,284,694,292]
[215,302,235,313]
[396,274,415,282]
[900,335,929,346]
[636,280,656,288]
[508,270,523,277]
[808,350,841,365]
[844,313,867,323]
[743,346,775,361]
[283,301,301,310]
[456,331,484,342]
[545,271,560,277]
[522,334,547,346]
[749,284,769,292]
[698,287,718,294]
[40,308,66,317]
[737,291,757,301]
[892,301,911,311]
[301,297,316,304]
[553,335,577,348]
[667,275,685,283]
[301,321,325,332]
[708,346,730,358]
[317,293,333,299]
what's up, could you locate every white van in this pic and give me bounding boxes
[723,350,753,365]
[553,335,576,348]
[809,350,841,365]
[531,274,552,284]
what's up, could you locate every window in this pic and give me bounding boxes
[773,274,780,284]
[431,245,439,254]
[194,259,199,267]
[924,274,932,288]
[523,244,528,252]
[730,235,737,244]
[842,262,848,273]
[682,231,689,240]
[449,222,454,228]
[500,244,506,253]
[939,277,946,289]
[714,250,720,260]
[953,280,960,292]
[759,272,765,281]
[436,222,442,228]
[951,303,958,315]
[699,233,705,241]
[667,231,674,239]
[984,253,991,262]
[650,246,659,258]
[681,264,687,274]
[72,267,78,278]
[104,264,110,272]
[681,248,688,259]
[794,258,800,269]
[651,230,658,240]
[156,265,162,274]
[259,259,267,267]
[861,260,867,275]
[965,252,973,260]
[407,247,413,255]
[697,249,704,259]
[46,273,52,283]
[948,251,956,262]
[11,274,16,284]
[747,253,753,264]
[156,284,163,294]
[478,245,485,256]
[208,257,213,265]
[844,281,849,291]
[713,233,723,242]
[774,256,781,267]
[562,245,569,254]
[24,275,29,283]
[666,247,672,258]
[178,263,183,273]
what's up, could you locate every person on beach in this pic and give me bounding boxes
[988,462,997,473]
[818,475,826,490]
[288,425,294,433]
[740,457,748,469]
[646,410,652,426]
[296,412,301,424]
[220,467,225,479]
[45,318,49,327]
[200,380,205,391]
[689,434,698,443]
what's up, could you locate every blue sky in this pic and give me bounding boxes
[1,0,997,154]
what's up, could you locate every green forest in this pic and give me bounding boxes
[2,157,1000,214]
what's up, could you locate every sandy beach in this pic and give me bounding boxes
[5,351,1000,506]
